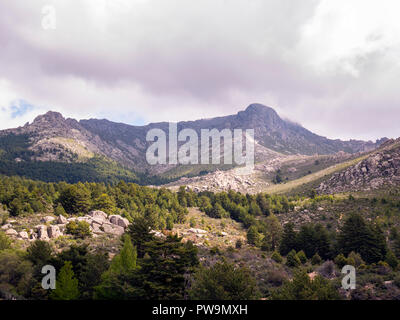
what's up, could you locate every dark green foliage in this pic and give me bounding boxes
[59,184,91,214]
[50,261,80,300]
[386,250,399,270]
[271,251,283,263]
[189,261,260,300]
[311,253,322,265]
[126,216,155,258]
[297,250,307,264]
[26,240,53,269]
[54,203,66,216]
[296,224,331,259]
[337,213,387,264]
[0,249,34,298]
[66,221,92,239]
[0,231,11,251]
[247,226,261,247]
[271,270,341,300]
[95,234,198,300]
[286,250,301,267]
[279,223,297,256]
[334,254,348,268]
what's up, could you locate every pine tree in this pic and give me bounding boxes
[50,261,80,300]
[247,226,261,246]
[110,235,137,274]
[54,203,66,216]
[286,249,301,267]
[0,231,11,251]
[337,213,387,263]
[127,216,155,258]
[264,214,283,251]
[279,223,298,256]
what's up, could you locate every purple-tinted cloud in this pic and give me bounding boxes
[0,0,399,141]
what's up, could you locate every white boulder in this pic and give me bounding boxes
[18,231,29,239]
[41,216,56,223]
[5,229,18,236]
[57,215,67,224]
[88,210,108,221]
[109,215,130,228]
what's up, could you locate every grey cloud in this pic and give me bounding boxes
[0,0,399,141]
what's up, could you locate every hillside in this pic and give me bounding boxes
[318,138,400,194]
[0,104,384,184]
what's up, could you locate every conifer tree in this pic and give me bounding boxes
[50,261,80,300]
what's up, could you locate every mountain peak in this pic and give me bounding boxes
[245,103,273,112]
[33,111,65,124]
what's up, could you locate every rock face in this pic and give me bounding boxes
[109,215,130,228]
[48,226,62,239]
[57,215,67,224]
[41,216,56,223]
[318,139,400,194]
[102,223,124,236]
[188,228,207,234]
[2,210,130,242]
[88,211,108,221]
[37,225,49,240]
[67,211,130,236]
[18,231,29,239]
[5,229,18,236]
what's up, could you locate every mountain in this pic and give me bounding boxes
[317,138,400,194]
[0,103,385,184]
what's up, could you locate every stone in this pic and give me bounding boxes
[109,215,130,228]
[91,223,104,234]
[5,229,18,236]
[150,230,166,239]
[57,215,67,224]
[48,225,62,239]
[18,231,29,239]
[188,228,207,234]
[37,225,49,240]
[1,224,12,230]
[102,223,124,236]
[41,216,56,223]
[88,210,108,221]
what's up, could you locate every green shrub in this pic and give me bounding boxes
[271,251,283,263]
[286,250,301,267]
[311,253,322,265]
[334,253,347,268]
[66,221,92,239]
[297,250,307,264]
[235,239,243,249]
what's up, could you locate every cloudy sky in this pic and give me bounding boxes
[0,0,399,141]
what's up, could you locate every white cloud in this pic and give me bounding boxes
[0,0,399,140]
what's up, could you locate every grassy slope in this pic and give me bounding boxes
[262,153,371,195]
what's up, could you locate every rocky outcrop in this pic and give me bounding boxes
[5,229,18,236]
[48,226,62,239]
[37,225,49,240]
[88,210,108,221]
[41,216,56,223]
[318,139,400,194]
[1,210,131,242]
[57,215,67,224]
[109,215,130,228]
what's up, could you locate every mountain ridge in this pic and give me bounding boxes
[0,103,387,184]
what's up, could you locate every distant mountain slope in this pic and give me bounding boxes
[317,138,400,194]
[0,103,385,184]
[81,103,381,158]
